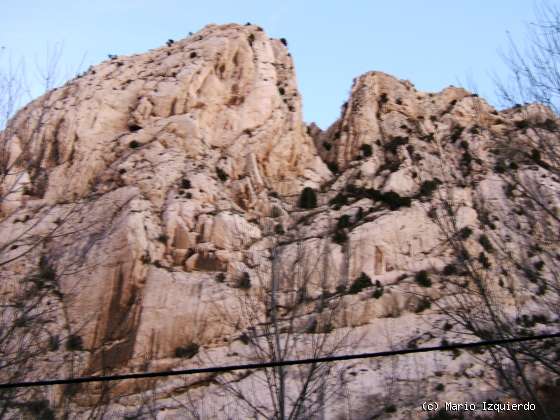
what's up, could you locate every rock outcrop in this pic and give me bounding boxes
[1,23,558,419]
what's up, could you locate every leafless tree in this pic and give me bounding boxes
[198,221,359,420]
[496,0,560,115]
[484,2,560,407]
[424,95,560,419]
[0,47,106,419]
[407,5,560,417]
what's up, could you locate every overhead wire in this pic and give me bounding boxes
[1,332,558,389]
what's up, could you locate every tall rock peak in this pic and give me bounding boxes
[2,23,329,215]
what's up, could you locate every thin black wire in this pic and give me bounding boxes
[1,332,558,389]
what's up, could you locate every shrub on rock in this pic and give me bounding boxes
[66,334,83,351]
[298,187,317,209]
[216,167,228,181]
[337,214,352,229]
[349,272,373,294]
[415,270,432,287]
[360,143,373,157]
[236,272,251,289]
[418,179,441,198]
[332,229,348,244]
[175,342,199,358]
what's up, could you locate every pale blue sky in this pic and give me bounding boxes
[1,1,537,128]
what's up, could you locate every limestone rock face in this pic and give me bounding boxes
[2,24,328,214]
[1,23,559,419]
[314,71,495,172]
[1,23,329,372]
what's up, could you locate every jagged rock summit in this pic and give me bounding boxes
[3,23,329,214]
[1,23,559,418]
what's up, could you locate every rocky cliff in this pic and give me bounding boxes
[1,23,558,419]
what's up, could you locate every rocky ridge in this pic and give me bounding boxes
[1,23,559,419]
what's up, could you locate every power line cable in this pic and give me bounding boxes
[1,332,558,389]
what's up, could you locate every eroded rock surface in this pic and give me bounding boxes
[1,23,559,419]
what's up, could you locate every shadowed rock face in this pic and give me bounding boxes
[1,23,559,417]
